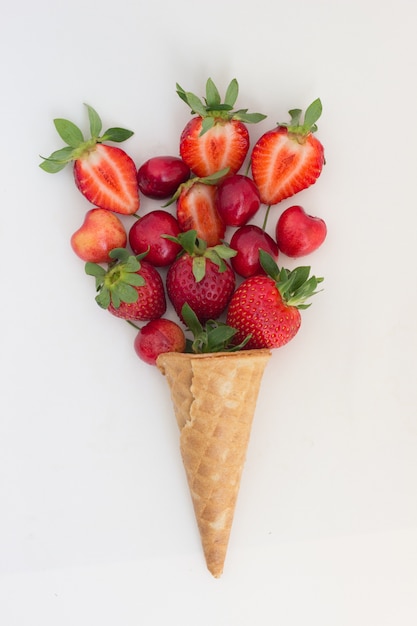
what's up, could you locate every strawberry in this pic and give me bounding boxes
[166,169,227,247]
[85,248,166,321]
[40,104,139,215]
[250,99,325,206]
[165,230,236,324]
[177,78,266,177]
[226,250,323,349]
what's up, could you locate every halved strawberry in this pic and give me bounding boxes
[251,99,325,206]
[177,78,266,178]
[165,169,227,247]
[40,104,139,215]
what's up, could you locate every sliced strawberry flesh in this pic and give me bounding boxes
[251,128,324,205]
[180,118,249,177]
[74,144,139,215]
[177,183,225,247]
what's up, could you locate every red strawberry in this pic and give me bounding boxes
[177,78,266,177]
[85,248,166,321]
[226,250,322,349]
[40,104,140,215]
[169,170,227,247]
[251,99,325,206]
[166,230,236,324]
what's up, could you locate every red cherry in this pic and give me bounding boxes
[230,224,279,278]
[276,205,327,257]
[137,156,191,199]
[134,318,186,365]
[216,174,261,226]
[70,208,127,263]
[128,210,182,266]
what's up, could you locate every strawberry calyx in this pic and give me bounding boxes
[181,303,251,353]
[176,78,266,135]
[279,98,322,143]
[39,104,134,173]
[85,247,147,310]
[165,230,236,283]
[163,167,230,207]
[259,249,323,309]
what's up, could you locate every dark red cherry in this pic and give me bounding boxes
[216,174,261,226]
[137,156,191,199]
[230,224,279,277]
[129,210,181,266]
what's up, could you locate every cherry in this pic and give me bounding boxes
[230,224,279,277]
[134,318,186,365]
[216,174,261,226]
[137,156,191,199]
[70,208,127,263]
[129,210,182,266]
[276,205,327,257]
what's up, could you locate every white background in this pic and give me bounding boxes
[1,1,417,624]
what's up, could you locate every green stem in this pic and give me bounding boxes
[126,320,141,331]
[262,205,271,230]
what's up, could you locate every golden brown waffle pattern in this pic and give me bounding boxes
[157,349,271,577]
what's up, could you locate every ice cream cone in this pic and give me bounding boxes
[156,348,271,577]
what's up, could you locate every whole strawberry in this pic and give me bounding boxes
[226,251,323,349]
[85,248,166,321]
[166,230,236,324]
[40,104,140,215]
[177,78,266,178]
[251,99,325,206]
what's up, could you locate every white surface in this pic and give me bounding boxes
[1,1,417,624]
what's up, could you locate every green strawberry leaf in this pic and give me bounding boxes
[85,262,106,279]
[199,167,230,185]
[303,98,322,131]
[123,272,145,287]
[123,256,142,274]
[100,127,134,143]
[200,116,216,135]
[112,282,139,304]
[85,249,148,311]
[192,256,206,282]
[85,103,102,138]
[205,78,221,108]
[40,106,134,174]
[39,146,75,172]
[233,109,267,124]
[206,324,237,350]
[182,303,204,337]
[288,109,302,126]
[259,249,280,280]
[95,287,111,309]
[53,118,84,147]
[224,78,239,108]
[284,99,322,136]
[180,89,207,117]
[176,78,266,126]
[109,247,130,262]
[181,304,251,353]
[259,250,324,308]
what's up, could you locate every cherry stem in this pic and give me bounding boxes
[126,320,141,331]
[262,205,271,230]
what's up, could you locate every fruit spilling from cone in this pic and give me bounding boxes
[40,78,327,577]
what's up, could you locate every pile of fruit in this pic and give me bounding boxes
[40,78,327,365]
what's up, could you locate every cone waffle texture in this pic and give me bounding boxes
[156,349,271,577]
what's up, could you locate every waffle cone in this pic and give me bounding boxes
[156,349,271,577]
